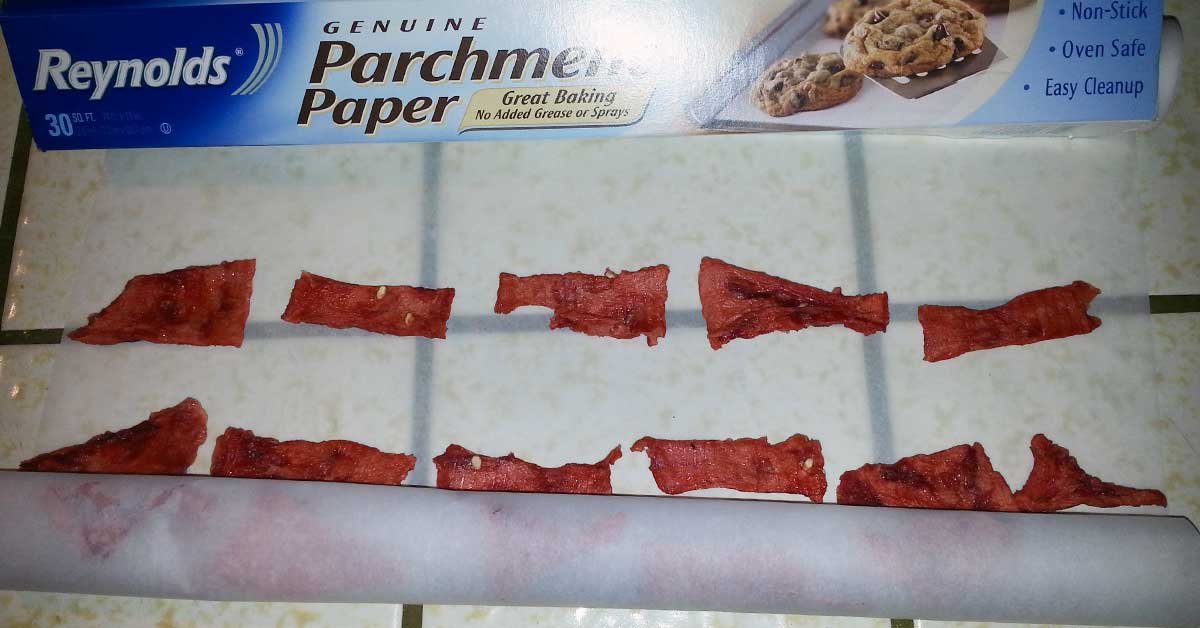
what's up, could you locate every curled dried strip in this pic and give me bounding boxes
[1014,434,1166,511]
[69,260,255,347]
[919,281,1102,362]
[20,398,207,475]
[494,265,669,346]
[281,271,455,339]
[698,257,888,350]
[210,427,416,486]
[836,443,1018,511]
[434,444,622,495]
[632,435,826,501]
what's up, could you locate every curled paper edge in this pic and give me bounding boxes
[0,471,1197,626]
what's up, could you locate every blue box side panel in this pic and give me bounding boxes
[2,3,302,149]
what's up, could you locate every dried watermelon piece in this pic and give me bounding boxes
[698,257,888,350]
[1014,434,1166,511]
[68,259,255,347]
[631,434,826,501]
[836,443,1018,511]
[919,281,1102,362]
[494,265,669,346]
[21,398,207,475]
[434,444,621,494]
[281,271,455,338]
[210,427,416,486]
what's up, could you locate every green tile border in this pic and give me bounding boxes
[400,604,423,628]
[1150,295,1200,315]
[891,619,915,628]
[0,108,31,337]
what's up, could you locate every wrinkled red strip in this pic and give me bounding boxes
[21,398,208,475]
[281,271,455,339]
[919,281,1102,362]
[69,260,255,347]
[698,257,888,350]
[210,427,416,486]
[632,434,826,501]
[494,265,669,345]
[434,444,621,494]
[1014,434,1166,511]
[836,443,1019,511]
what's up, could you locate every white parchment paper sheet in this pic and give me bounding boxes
[0,472,1197,626]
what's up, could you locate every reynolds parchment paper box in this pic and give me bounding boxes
[0,0,1182,149]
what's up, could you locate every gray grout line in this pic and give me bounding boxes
[409,143,443,487]
[845,133,894,463]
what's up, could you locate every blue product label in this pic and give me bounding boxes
[3,2,307,148]
[0,0,1166,150]
[966,0,1162,125]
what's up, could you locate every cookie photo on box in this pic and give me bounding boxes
[688,0,1034,131]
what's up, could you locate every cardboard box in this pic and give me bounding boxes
[0,0,1182,149]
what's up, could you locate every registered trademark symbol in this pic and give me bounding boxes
[235,48,244,56]
[160,122,173,135]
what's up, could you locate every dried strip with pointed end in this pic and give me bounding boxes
[918,281,1102,362]
[434,444,622,494]
[495,265,669,345]
[281,271,455,339]
[698,257,888,350]
[68,260,255,347]
[210,427,416,485]
[836,443,1018,511]
[20,398,208,475]
[632,435,826,501]
[1014,434,1166,511]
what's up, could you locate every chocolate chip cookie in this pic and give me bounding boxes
[843,0,987,78]
[751,53,864,117]
[824,0,889,38]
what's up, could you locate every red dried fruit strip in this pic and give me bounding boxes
[281,271,455,339]
[434,444,622,494]
[210,427,416,486]
[631,434,826,501]
[836,443,1018,511]
[494,265,669,346]
[698,257,888,350]
[68,259,256,347]
[20,398,208,475]
[1014,434,1166,511]
[918,281,1102,362]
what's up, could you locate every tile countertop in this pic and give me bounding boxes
[0,2,1198,627]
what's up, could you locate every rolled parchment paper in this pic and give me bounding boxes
[0,471,1197,626]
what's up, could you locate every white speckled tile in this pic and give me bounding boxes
[864,134,1145,300]
[0,346,55,468]
[1136,0,1200,295]
[425,605,889,628]
[0,592,400,628]
[2,149,105,331]
[1152,313,1200,525]
[859,133,1164,515]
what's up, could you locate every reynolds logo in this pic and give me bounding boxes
[232,23,283,96]
[30,22,282,101]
